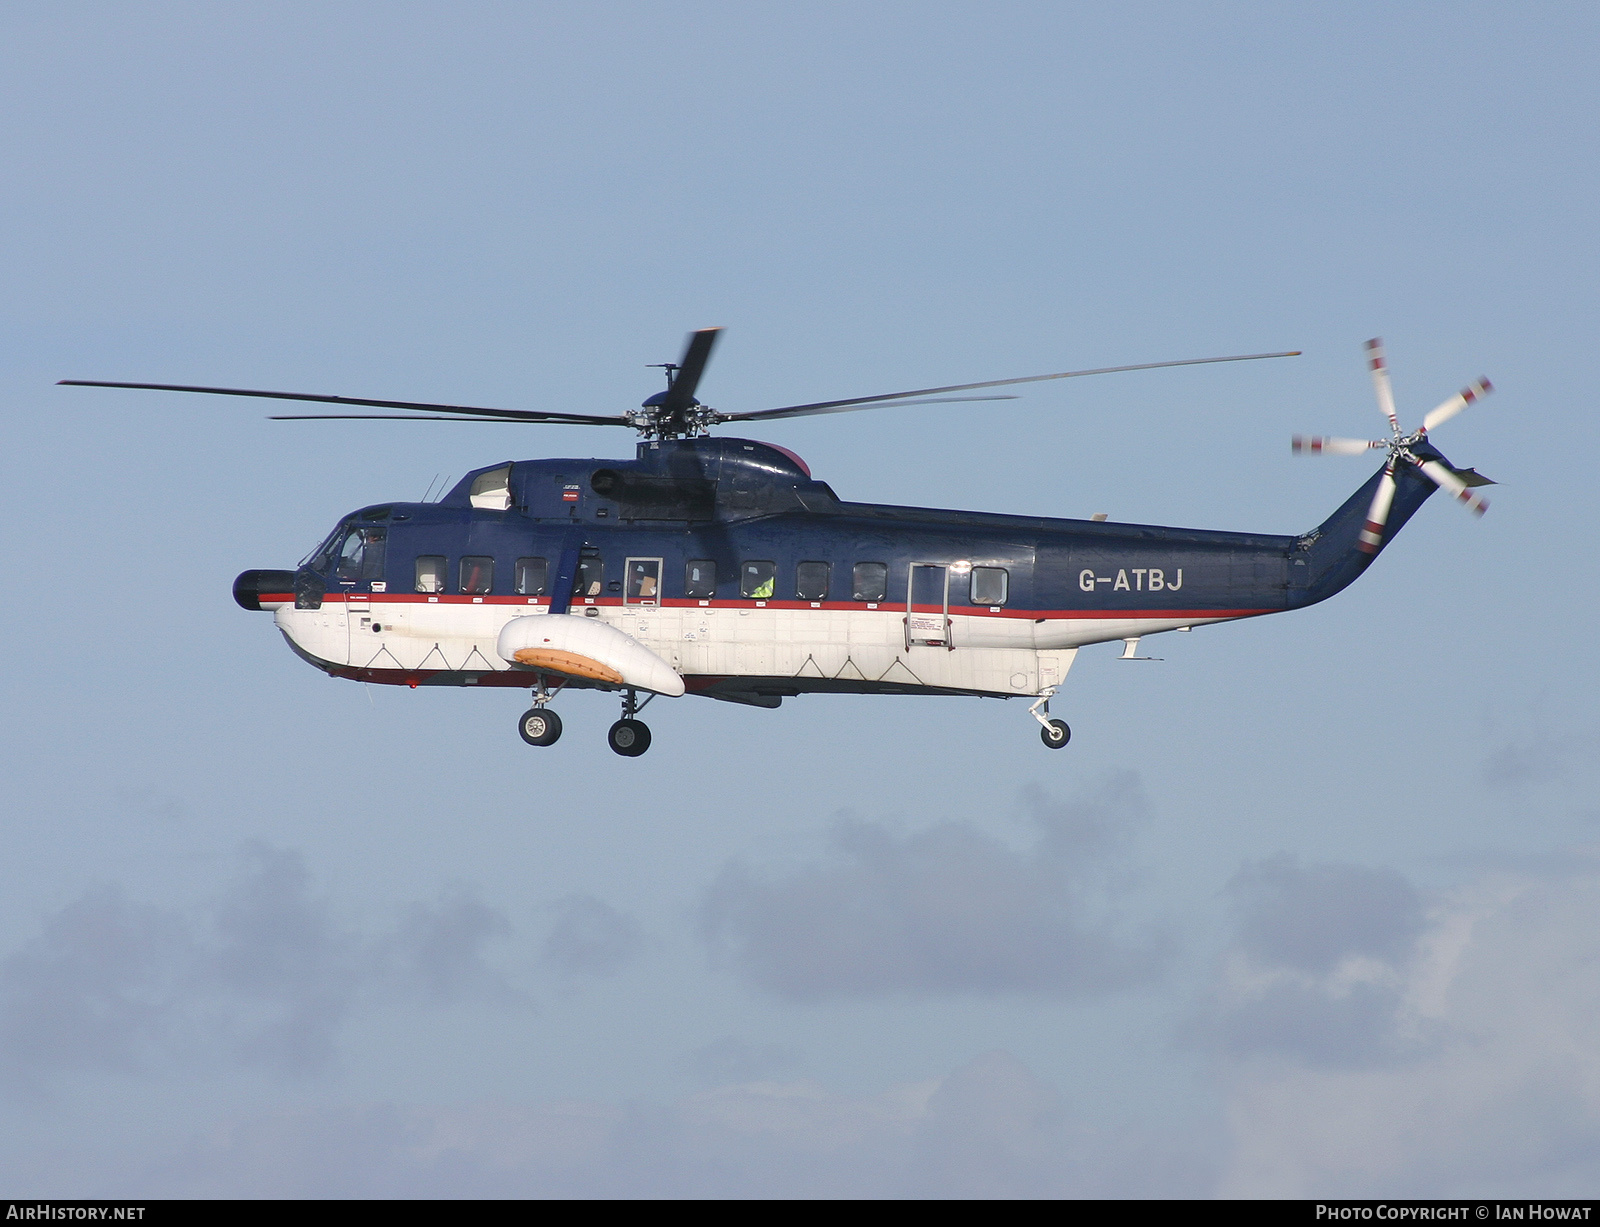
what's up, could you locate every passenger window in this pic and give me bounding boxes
[459,556,494,595]
[335,527,386,582]
[685,559,716,599]
[574,557,604,598]
[796,561,830,601]
[415,555,446,594]
[626,558,662,603]
[741,560,776,599]
[971,566,1008,606]
[852,562,888,602]
[514,557,548,596]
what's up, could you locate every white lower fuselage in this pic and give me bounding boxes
[269,592,1246,698]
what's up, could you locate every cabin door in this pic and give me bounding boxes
[905,564,951,649]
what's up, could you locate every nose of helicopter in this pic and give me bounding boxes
[233,569,297,611]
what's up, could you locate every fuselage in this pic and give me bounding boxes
[237,436,1437,704]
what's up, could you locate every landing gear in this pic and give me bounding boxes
[608,689,654,757]
[608,719,651,756]
[1028,687,1071,750]
[518,707,562,746]
[518,679,563,747]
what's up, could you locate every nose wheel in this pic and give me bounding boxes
[518,707,563,746]
[517,679,564,747]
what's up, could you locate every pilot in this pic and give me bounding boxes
[750,573,774,599]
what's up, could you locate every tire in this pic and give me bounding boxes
[1040,718,1071,749]
[518,707,562,746]
[607,718,651,757]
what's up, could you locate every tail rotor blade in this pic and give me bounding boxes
[1412,456,1490,516]
[1293,435,1386,456]
[1421,378,1492,433]
[1357,463,1398,554]
[1365,338,1401,435]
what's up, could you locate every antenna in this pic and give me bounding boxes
[421,472,441,501]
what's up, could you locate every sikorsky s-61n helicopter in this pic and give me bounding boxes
[62,330,1494,756]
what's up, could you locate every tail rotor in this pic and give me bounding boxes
[1295,338,1495,554]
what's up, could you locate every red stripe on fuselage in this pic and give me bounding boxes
[268,592,1273,620]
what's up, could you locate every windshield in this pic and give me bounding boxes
[300,520,349,573]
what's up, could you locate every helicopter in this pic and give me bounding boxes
[61,330,1494,756]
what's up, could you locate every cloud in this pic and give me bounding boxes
[1190,854,1431,1069]
[106,1050,1208,1198]
[685,1037,804,1087]
[380,886,520,1005]
[1480,734,1588,791]
[0,844,524,1090]
[696,776,1170,1000]
[0,886,196,1088]
[203,843,365,1076]
[1210,851,1600,1196]
[540,895,643,977]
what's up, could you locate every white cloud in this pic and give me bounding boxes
[1193,854,1431,1068]
[540,894,644,977]
[101,1050,1208,1198]
[696,776,1171,1000]
[1214,852,1600,1196]
[0,844,525,1089]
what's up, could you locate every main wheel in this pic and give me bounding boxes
[607,718,651,757]
[1040,718,1071,749]
[518,707,562,746]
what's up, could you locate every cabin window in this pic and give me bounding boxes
[514,557,548,596]
[459,556,494,595]
[685,559,716,599]
[334,526,386,582]
[574,557,604,598]
[852,562,888,602]
[796,561,830,601]
[415,555,446,594]
[626,558,662,603]
[970,566,1008,606]
[740,560,776,599]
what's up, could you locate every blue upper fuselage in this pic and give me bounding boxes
[291,436,1438,617]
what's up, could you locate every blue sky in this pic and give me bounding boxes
[2,1,1598,1196]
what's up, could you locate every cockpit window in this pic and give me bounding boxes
[304,522,348,573]
[334,526,386,582]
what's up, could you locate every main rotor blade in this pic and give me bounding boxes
[724,349,1302,423]
[268,414,623,424]
[1421,378,1492,433]
[1293,435,1386,456]
[57,380,627,424]
[720,393,1020,422]
[1411,455,1490,516]
[1357,463,1398,555]
[1365,338,1401,434]
[659,327,722,411]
